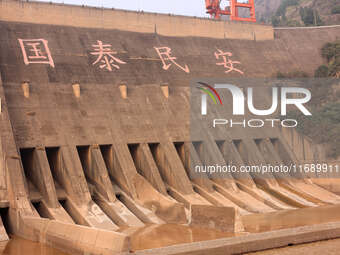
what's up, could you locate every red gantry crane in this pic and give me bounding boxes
[205,0,256,22]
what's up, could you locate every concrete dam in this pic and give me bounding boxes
[0,0,339,254]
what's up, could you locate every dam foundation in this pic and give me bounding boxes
[0,0,339,254]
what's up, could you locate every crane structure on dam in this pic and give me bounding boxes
[205,0,256,22]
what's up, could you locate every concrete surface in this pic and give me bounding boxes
[0,0,338,254]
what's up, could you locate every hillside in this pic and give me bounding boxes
[254,0,340,26]
[254,0,282,22]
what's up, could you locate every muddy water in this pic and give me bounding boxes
[121,224,237,251]
[0,225,235,254]
[247,238,340,255]
[0,236,69,255]
[242,204,340,233]
[2,220,340,254]
[6,205,338,254]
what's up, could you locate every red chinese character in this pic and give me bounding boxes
[154,47,190,73]
[215,49,244,75]
[18,39,54,67]
[91,40,126,71]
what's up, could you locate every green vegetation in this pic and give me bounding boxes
[271,0,327,27]
[314,65,329,77]
[276,0,300,16]
[331,5,340,14]
[299,7,323,26]
[315,41,340,78]
[266,0,339,27]
[281,41,340,158]
[272,0,300,27]
[281,75,339,158]
[287,102,340,158]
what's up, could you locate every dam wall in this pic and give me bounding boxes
[0,22,339,87]
[0,1,339,254]
[0,0,273,40]
[280,127,327,162]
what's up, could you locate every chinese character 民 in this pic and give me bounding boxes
[18,39,55,68]
[154,47,190,73]
[91,40,126,71]
[215,49,244,75]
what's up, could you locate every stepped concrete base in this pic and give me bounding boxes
[134,222,340,255]
[7,210,130,255]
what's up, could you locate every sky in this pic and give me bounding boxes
[35,0,211,17]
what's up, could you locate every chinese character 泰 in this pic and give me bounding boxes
[91,40,126,71]
[18,39,55,68]
[154,47,190,73]
[215,49,244,75]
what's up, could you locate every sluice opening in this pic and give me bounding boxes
[254,139,266,160]
[216,139,236,167]
[174,142,185,164]
[127,144,138,158]
[57,199,79,224]
[173,141,193,177]
[254,139,262,146]
[100,144,153,224]
[77,145,126,227]
[45,147,80,225]
[0,208,10,236]
[99,144,112,165]
[19,148,34,176]
[45,147,66,197]
[31,202,49,219]
[233,139,245,161]
[216,140,226,156]
[128,142,167,192]
[192,141,203,160]
[59,200,67,209]
[127,143,143,176]
[45,147,60,179]
[58,198,83,226]
[147,142,168,183]
[148,143,160,165]
[76,145,93,186]
[99,144,128,192]
[270,138,292,165]
[254,138,281,167]
[99,144,118,181]
[57,199,81,224]
[20,148,42,203]
[76,146,90,173]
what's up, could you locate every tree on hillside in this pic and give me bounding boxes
[299,7,323,26]
[271,0,300,26]
[315,41,340,78]
[331,5,340,14]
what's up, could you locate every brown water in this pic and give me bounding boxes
[247,238,340,255]
[0,236,69,255]
[2,221,339,254]
[242,204,340,233]
[5,205,339,254]
[121,223,237,252]
[0,224,235,254]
